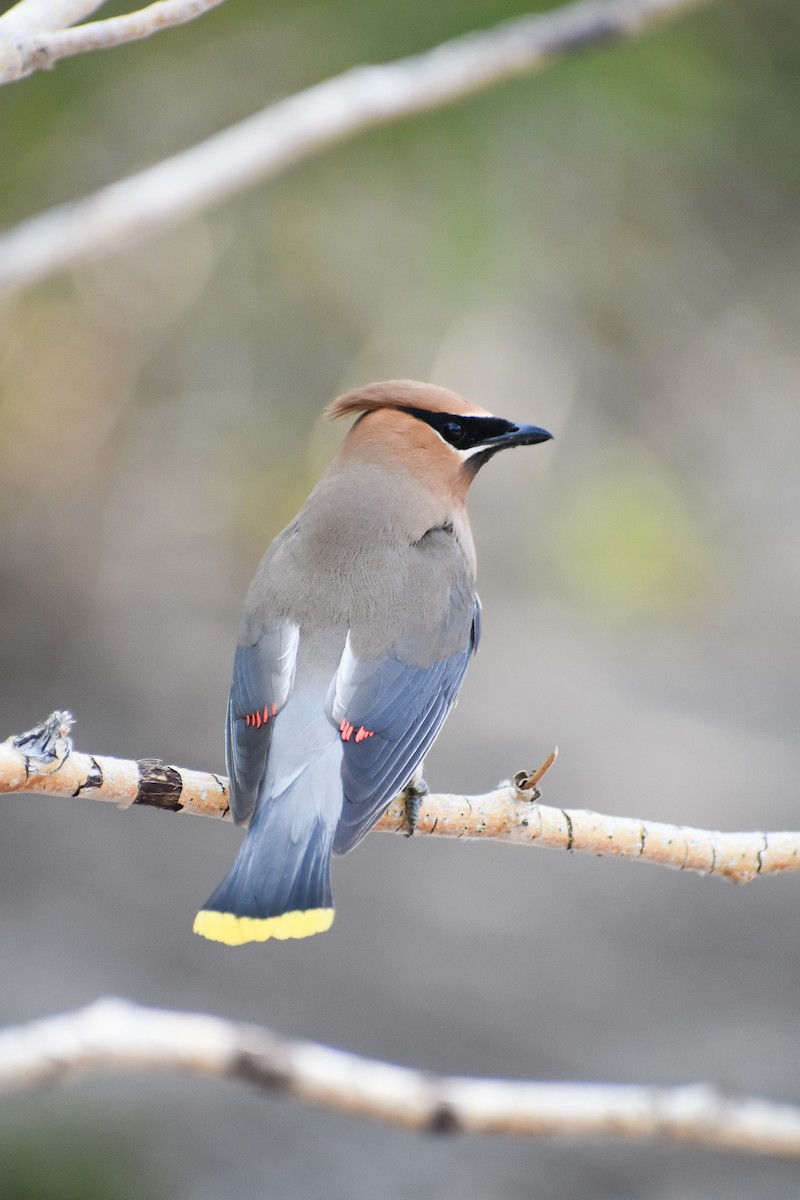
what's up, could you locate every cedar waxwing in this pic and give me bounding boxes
[194,380,552,946]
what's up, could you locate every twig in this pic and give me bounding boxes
[0,0,716,293]
[0,1,106,36]
[1,996,798,1156]
[3,712,798,885]
[0,0,227,83]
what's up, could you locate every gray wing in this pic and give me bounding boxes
[225,623,299,825]
[328,597,481,854]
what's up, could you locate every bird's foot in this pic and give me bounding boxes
[402,776,429,837]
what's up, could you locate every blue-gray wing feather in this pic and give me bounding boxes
[331,599,480,853]
[225,624,299,825]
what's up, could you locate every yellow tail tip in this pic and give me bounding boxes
[193,907,334,946]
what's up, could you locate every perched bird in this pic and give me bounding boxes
[194,380,551,946]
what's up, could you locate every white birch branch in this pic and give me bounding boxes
[1,996,799,1157]
[0,0,105,36]
[0,0,227,83]
[0,0,716,294]
[4,712,798,886]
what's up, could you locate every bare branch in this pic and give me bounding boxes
[0,0,716,294]
[3,712,798,885]
[1,996,798,1156]
[0,0,227,83]
[0,0,106,36]
[0,712,229,819]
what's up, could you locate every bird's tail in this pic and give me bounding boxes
[193,774,337,947]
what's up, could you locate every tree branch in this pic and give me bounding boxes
[0,0,228,84]
[4,711,798,886]
[0,0,716,295]
[0,0,103,78]
[0,0,106,37]
[1,996,799,1156]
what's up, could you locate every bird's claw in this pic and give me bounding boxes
[402,777,429,837]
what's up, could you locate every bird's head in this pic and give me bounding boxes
[327,380,552,488]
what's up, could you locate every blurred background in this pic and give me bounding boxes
[1,0,800,1195]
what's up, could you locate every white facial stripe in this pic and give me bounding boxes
[456,443,492,460]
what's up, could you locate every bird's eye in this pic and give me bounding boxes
[442,421,464,445]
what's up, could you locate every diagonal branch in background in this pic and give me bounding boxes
[0,0,716,293]
[0,0,106,36]
[0,0,228,83]
[2,996,800,1157]
[3,711,798,885]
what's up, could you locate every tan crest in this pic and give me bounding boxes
[325,379,490,422]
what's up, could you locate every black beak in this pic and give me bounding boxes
[465,421,553,473]
[499,423,553,449]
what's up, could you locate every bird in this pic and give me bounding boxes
[193,380,552,946]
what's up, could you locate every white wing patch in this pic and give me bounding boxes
[271,622,300,708]
[327,633,357,725]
